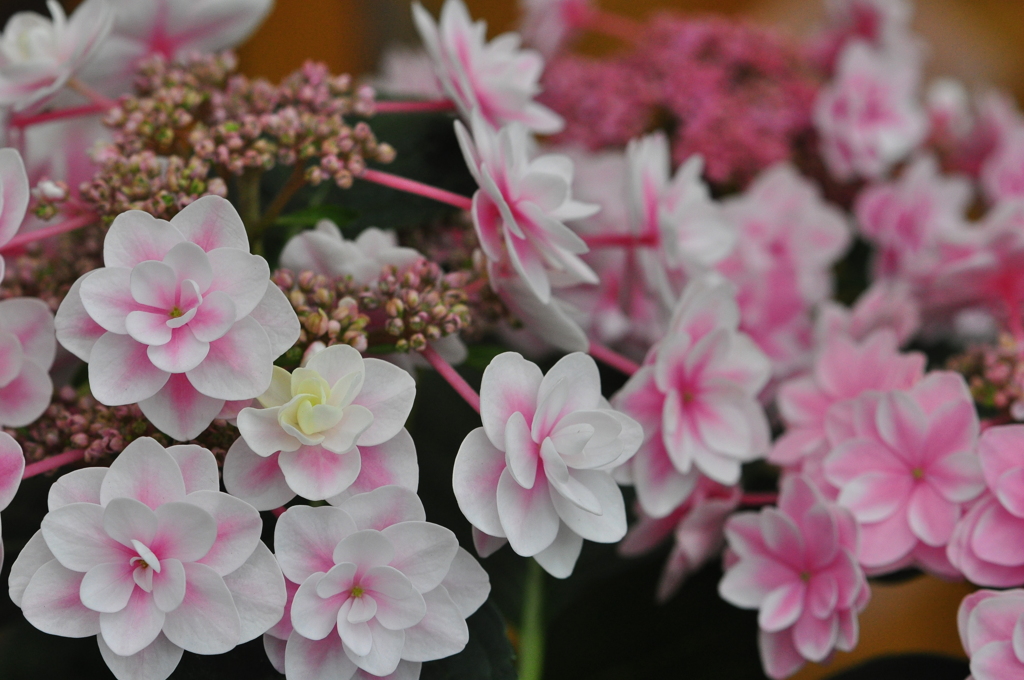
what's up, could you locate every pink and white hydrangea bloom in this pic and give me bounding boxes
[265,486,490,680]
[0,147,31,282]
[980,126,1024,204]
[815,280,921,347]
[9,437,287,680]
[0,0,112,110]
[769,329,925,479]
[613,279,772,517]
[0,431,24,571]
[719,475,869,680]
[958,589,1024,680]
[456,110,599,306]
[823,371,985,576]
[948,425,1024,587]
[413,0,563,134]
[0,297,58,427]
[814,41,927,181]
[224,344,417,508]
[518,0,592,57]
[812,0,915,69]
[453,351,642,578]
[618,475,740,603]
[54,195,300,441]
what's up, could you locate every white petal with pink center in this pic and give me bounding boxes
[55,195,300,441]
[0,297,57,428]
[453,351,642,577]
[10,437,286,680]
[267,486,490,679]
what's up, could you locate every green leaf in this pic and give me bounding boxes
[274,204,357,228]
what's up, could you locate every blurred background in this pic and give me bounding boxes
[1,0,1020,677]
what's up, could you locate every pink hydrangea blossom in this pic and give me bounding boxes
[948,425,1024,586]
[224,344,417,508]
[9,436,286,680]
[958,589,1024,680]
[413,0,563,134]
[619,475,740,603]
[453,351,642,577]
[0,432,24,571]
[854,154,973,279]
[981,126,1024,204]
[0,147,31,282]
[815,280,921,347]
[810,0,916,71]
[456,110,598,306]
[54,195,300,441]
[719,475,869,680]
[0,0,112,110]
[613,279,771,517]
[814,41,926,181]
[822,371,985,575]
[0,297,58,427]
[770,329,925,477]
[518,0,592,57]
[265,486,490,679]
[280,222,420,287]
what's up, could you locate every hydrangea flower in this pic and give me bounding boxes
[814,41,926,181]
[265,486,490,680]
[948,425,1024,586]
[9,437,286,680]
[823,371,985,576]
[720,475,869,679]
[224,344,417,508]
[618,475,740,603]
[0,297,58,427]
[455,110,598,306]
[0,148,31,282]
[769,329,925,478]
[958,589,1024,680]
[613,279,771,517]
[413,0,563,134]
[0,0,113,109]
[280,221,421,286]
[814,280,921,347]
[453,351,642,578]
[0,432,24,571]
[54,195,300,441]
[981,127,1024,204]
[811,0,916,70]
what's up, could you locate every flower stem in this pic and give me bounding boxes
[237,168,264,251]
[582,232,659,249]
[519,558,546,680]
[360,169,473,211]
[0,212,97,252]
[23,449,86,480]
[9,103,110,128]
[588,341,640,376]
[419,345,481,413]
[374,100,457,114]
[66,78,117,110]
[251,163,306,240]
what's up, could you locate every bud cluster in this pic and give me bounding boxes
[0,228,105,312]
[948,333,1024,420]
[31,179,70,220]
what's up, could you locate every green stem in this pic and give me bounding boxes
[250,163,307,242]
[238,168,263,253]
[519,558,546,680]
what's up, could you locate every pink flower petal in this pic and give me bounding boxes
[42,502,126,571]
[222,541,287,643]
[292,574,345,641]
[400,586,469,661]
[171,195,250,252]
[504,411,538,489]
[166,445,220,495]
[138,373,225,442]
[452,427,506,538]
[996,468,1024,519]
[47,467,106,512]
[333,486,426,531]
[532,352,602,437]
[479,352,544,449]
[284,628,357,679]
[162,241,214,292]
[99,588,166,656]
[205,248,270,318]
[759,581,806,632]
[152,558,186,613]
[88,333,170,406]
[350,359,416,447]
[161,562,242,654]
[632,435,700,519]
[0,361,53,428]
[151,501,218,563]
[549,469,627,543]
[339,429,418,499]
[532,521,584,578]
[186,316,273,400]
[21,559,99,637]
[381,521,458,593]
[0,148,29,246]
[971,501,1024,567]
[279,446,362,502]
[345,618,405,676]
[54,274,107,361]
[496,469,559,557]
[758,629,806,680]
[103,211,184,269]
[100,437,187,509]
[793,609,839,662]
[130,260,177,310]
[275,506,356,584]
[857,503,916,568]
[223,439,295,511]
[97,631,183,680]
[363,565,426,630]
[907,482,959,546]
[875,391,928,466]
[125,310,173,346]
[80,560,137,613]
[0,297,56,370]
[971,640,1024,680]
[0,431,23,510]
[79,267,141,334]
[102,497,158,548]
[237,405,300,456]
[190,291,238,342]
[249,283,301,357]
[183,489,263,576]
[836,471,912,524]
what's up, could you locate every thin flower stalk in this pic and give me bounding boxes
[420,344,481,412]
[360,168,473,211]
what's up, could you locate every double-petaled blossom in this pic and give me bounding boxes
[0,297,58,427]
[958,589,1024,680]
[453,352,642,577]
[0,432,24,571]
[814,41,926,181]
[948,425,1024,586]
[224,344,417,508]
[719,475,869,680]
[717,164,850,377]
[0,0,112,110]
[815,280,921,347]
[9,437,286,680]
[413,0,563,134]
[0,148,31,282]
[54,195,300,441]
[854,155,973,279]
[265,486,490,680]
[619,475,740,603]
[280,222,421,286]
[769,329,925,483]
[823,371,985,576]
[613,279,772,517]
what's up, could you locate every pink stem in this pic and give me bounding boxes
[588,341,640,376]
[582,232,659,249]
[0,212,97,253]
[10,103,110,128]
[374,100,457,114]
[360,169,473,211]
[23,449,86,480]
[740,492,779,507]
[579,7,645,43]
[420,345,481,413]
[67,78,118,110]
[271,506,286,518]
